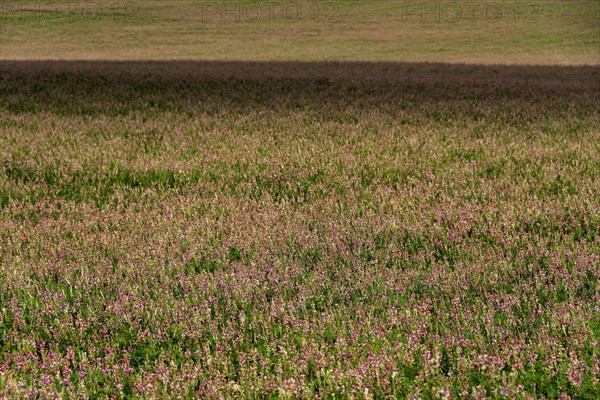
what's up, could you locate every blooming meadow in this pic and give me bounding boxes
[0,61,598,398]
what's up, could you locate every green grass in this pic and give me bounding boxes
[1,0,598,64]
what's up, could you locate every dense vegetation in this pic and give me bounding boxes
[0,61,599,398]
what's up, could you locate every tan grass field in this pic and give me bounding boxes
[1,0,599,64]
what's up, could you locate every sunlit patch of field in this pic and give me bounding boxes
[0,61,598,398]
[1,1,599,64]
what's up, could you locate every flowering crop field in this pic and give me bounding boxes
[0,61,599,399]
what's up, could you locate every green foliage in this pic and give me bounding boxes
[0,62,598,399]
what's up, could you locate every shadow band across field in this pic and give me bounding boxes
[2,59,599,83]
[0,60,598,120]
